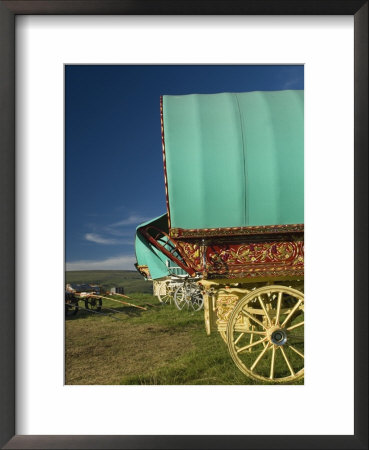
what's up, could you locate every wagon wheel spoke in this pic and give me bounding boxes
[242,330,266,335]
[241,310,266,330]
[280,346,295,376]
[287,331,304,344]
[236,336,268,354]
[250,342,271,371]
[281,299,303,328]
[234,333,244,345]
[287,344,304,359]
[270,345,276,380]
[234,330,266,346]
[249,326,254,347]
[275,292,282,325]
[258,295,272,326]
[287,321,304,331]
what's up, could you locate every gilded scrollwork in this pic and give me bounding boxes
[176,241,202,271]
[175,238,304,280]
[136,265,151,279]
[216,295,239,325]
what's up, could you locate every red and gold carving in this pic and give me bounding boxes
[208,240,303,267]
[176,238,304,280]
[206,240,303,279]
[176,241,203,272]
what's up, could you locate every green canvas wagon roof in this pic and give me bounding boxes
[162,90,304,231]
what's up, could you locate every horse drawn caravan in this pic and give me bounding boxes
[136,90,304,383]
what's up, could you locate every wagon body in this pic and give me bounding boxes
[136,90,304,383]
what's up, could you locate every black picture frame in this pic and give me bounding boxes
[0,1,367,449]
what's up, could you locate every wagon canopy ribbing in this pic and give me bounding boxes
[161,90,304,233]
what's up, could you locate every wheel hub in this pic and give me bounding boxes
[270,329,287,346]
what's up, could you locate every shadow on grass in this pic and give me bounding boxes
[65,305,150,321]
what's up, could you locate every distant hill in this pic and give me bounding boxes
[65,270,153,294]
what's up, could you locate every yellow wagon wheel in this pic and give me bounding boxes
[226,285,304,383]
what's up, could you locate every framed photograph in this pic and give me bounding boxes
[64,64,305,388]
[0,1,367,449]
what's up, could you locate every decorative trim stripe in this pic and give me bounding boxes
[160,96,171,230]
[170,223,304,239]
[207,267,304,280]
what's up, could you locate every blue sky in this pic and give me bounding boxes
[65,65,304,271]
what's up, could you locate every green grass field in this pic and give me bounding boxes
[66,270,153,294]
[65,292,255,385]
[65,273,304,385]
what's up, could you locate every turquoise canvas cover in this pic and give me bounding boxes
[135,214,186,280]
[162,90,304,230]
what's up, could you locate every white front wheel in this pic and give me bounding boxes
[174,283,203,311]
